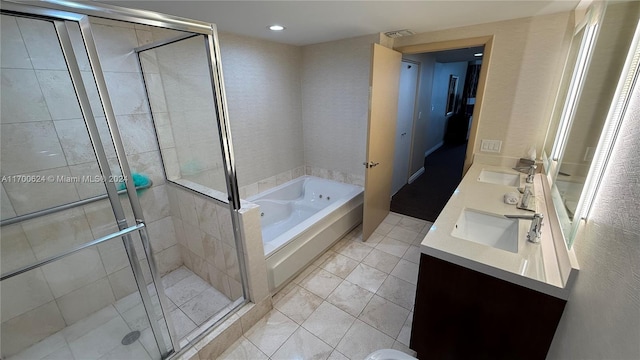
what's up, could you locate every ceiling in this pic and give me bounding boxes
[103,1,580,46]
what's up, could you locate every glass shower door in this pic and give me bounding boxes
[0,8,174,360]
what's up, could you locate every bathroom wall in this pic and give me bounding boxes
[393,11,573,163]
[301,34,380,186]
[218,32,305,196]
[0,17,183,357]
[547,61,640,360]
[403,53,436,176]
[142,33,230,194]
[166,184,243,301]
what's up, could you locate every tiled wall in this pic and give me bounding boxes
[238,166,306,199]
[166,183,243,301]
[218,32,378,198]
[141,35,228,194]
[301,34,379,183]
[547,44,640,359]
[218,32,305,189]
[0,17,185,357]
[305,166,365,187]
[394,12,573,162]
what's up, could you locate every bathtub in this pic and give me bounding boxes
[247,176,363,291]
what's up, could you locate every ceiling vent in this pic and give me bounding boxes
[384,29,416,38]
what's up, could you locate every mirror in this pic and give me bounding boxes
[544,1,640,246]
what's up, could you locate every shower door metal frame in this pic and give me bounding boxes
[0,2,177,357]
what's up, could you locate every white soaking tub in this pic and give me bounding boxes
[247,176,363,291]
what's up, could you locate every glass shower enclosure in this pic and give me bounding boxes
[0,1,245,359]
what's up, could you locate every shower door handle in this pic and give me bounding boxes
[363,161,380,168]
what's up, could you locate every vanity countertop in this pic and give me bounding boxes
[419,163,574,299]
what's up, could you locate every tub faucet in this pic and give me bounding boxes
[504,213,544,243]
[513,164,537,183]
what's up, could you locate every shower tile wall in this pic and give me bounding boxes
[166,184,243,301]
[0,17,182,357]
[141,34,227,194]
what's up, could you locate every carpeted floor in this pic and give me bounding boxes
[390,143,467,222]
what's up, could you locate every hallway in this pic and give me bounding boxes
[390,143,467,222]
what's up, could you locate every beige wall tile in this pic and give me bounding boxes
[147,216,177,252]
[0,268,53,321]
[154,244,183,276]
[203,234,226,272]
[207,263,231,298]
[0,15,32,70]
[56,277,116,325]
[97,237,129,275]
[0,224,36,274]
[36,70,83,120]
[0,70,50,123]
[42,247,107,298]
[177,188,198,225]
[0,185,16,219]
[22,207,93,260]
[0,301,65,358]
[194,195,221,239]
[4,167,81,215]
[15,17,66,70]
[107,266,138,300]
[0,121,65,176]
[216,204,235,247]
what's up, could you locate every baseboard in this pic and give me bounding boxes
[408,167,425,184]
[424,141,444,158]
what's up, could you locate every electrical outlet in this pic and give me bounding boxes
[481,139,502,153]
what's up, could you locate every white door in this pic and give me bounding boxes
[363,44,402,240]
[392,60,419,195]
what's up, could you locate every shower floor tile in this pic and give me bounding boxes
[8,267,231,360]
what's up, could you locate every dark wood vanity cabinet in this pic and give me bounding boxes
[410,254,566,360]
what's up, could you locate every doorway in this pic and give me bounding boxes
[392,60,420,195]
[390,46,485,221]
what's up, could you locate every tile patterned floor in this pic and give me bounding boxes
[8,267,230,360]
[218,212,432,360]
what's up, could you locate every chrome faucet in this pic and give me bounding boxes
[504,213,544,243]
[519,185,533,209]
[513,164,537,183]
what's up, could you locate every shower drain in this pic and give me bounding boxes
[121,330,141,345]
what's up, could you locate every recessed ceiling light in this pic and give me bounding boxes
[474,52,483,57]
[269,25,285,31]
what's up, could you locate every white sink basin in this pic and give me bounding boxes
[451,209,519,253]
[478,170,520,186]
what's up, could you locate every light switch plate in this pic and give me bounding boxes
[481,139,502,153]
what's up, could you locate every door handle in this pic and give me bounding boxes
[363,161,380,168]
